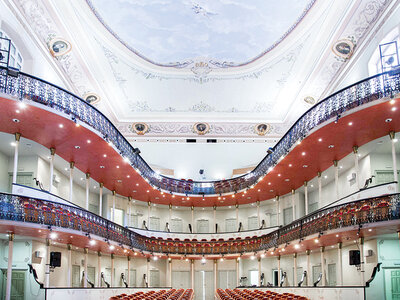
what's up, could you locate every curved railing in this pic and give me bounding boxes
[0,67,399,196]
[0,192,398,255]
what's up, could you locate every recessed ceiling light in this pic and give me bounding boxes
[285,179,290,182]
[258,189,261,192]
[116,165,120,168]
[278,174,281,177]
[75,123,80,127]
[328,145,334,148]
[294,244,300,249]
[390,99,396,105]
[49,232,57,239]
[318,138,322,142]
[127,175,130,178]
[336,234,339,237]
[87,140,91,143]
[109,245,115,250]
[18,102,26,109]
[269,190,274,192]
[15,109,20,113]
[74,145,80,149]
[100,166,105,168]
[147,190,149,193]
[136,183,139,186]
[302,152,306,156]
[392,107,397,111]
[103,154,107,158]
[303,165,308,168]
[288,164,292,167]
[368,229,372,232]
[268,182,271,185]
[59,124,64,128]
[348,122,353,126]
[117,180,122,183]
[314,239,319,243]
[89,240,96,246]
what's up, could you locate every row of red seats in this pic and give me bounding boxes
[216,288,308,300]
[110,288,194,300]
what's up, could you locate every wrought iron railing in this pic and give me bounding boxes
[0,192,398,255]
[0,67,399,195]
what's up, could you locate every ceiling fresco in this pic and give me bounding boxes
[87,0,314,66]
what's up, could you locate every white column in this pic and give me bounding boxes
[236,205,239,230]
[306,250,311,286]
[97,252,102,287]
[337,242,343,286]
[99,183,103,217]
[110,254,114,287]
[67,244,72,287]
[291,190,296,221]
[191,206,194,233]
[258,257,262,286]
[304,182,309,215]
[83,248,88,288]
[112,191,116,222]
[127,256,131,287]
[69,162,75,203]
[390,132,399,193]
[190,259,194,289]
[167,258,172,287]
[12,133,21,185]
[147,201,151,227]
[214,259,218,290]
[293,253,298,286]
[277,256,281,286]
[169,205,172,228]
[257,201,261,227]
[334,160,339,199]
[45,238,50,287]
[321,246,325,286]
[128,197,132,227]
[360,237,365,286]
[236,258,240,287]
[213,206,217,233]
[353,146,360,190]
[49,147,55,193]
[146,258,150,287]
[318,172,322,208]
[276,196,280,226]
[85,173,90,210]
[5,233,14,300]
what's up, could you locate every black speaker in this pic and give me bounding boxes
[349,250,360,265]
[50,252,61,268]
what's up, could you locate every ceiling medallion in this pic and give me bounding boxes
[84,93,101,105]
[303,96,316,105]
[193,122,210,135]
[255,123,271,136]
[332,39,355,60]
[131,122,149,135]
[48,38,72,57]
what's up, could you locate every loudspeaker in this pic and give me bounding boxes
[349,250,360,265]
[50,252,61,267]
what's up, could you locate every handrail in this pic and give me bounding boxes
[0,66,399,196]
[0,192,399,255]
[365,262,382,287]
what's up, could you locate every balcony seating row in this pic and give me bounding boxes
[216,289,308,300]
[109,289,193,300]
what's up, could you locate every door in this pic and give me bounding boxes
[248,216,259,230]
[149,217,160,231]
[283,207,293,225]
[111,208,124,226]
[131,215,139,228]
[87,266,95,286]
[149,269,160,287]
[328,264,336,286]
[273,270,279,286]
[249,270,259,286]
[218,270,236,289]
[197,220,209,233]
[195,271,214,300]
[294,267,303,286]
[225,218,236,232]
[172,271,190,289]
[384,268,400,299]
[104,267,115,287]
[1,270,25,300]
[312,265,322,285]
[8,172,33,191]
[171,218,183,232]
[72,265,80,287]
[124,269,136,287]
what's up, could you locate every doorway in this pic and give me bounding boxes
[172,271,190,289]
[149,269,160,287]
[1,270,25,300]
[194,270,214,300]
[110,208,124,226]
[197,220,209,233]
[272,270,279,286]
[384,268,400,299]
[72,265,80,287]
[218,270,236,289]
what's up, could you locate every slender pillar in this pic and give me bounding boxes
[291,190,296,221]
[167,258,172,287]
[45,238,50,287]
[320,246,325,286]
[360,237,365,285]
[83,248,88,288]
[69,162,75,203]
[214,259,218,290]
[190,259,194,289]
[304,182,309,215]
[191,206,194,233]
[276,196,280,226]
[390,132,399,192]
[12,133,21,185]
[257,201,261,227]
[5,233,14,300]
[97,251,102,287]
[293,253,298,286]
[49,147,56,193]
[128,197,132,227]
[236,258,240,287]
[258,257,262,286]
[85,173,90,210]
[318,172,322,208]
[306,250,311,286]
[169,204,172,228]
[236,204,239,230]
[99,183,103,217]
[333,160,339,199]
[67,244,72,287]
[112,191,116,222]
[353,146,360,190]
[110,254,114,287]
[213,206,217,233]
[147,201,151,227]
[277,256,281,286]
[146,258,150,287]
[127,256,131,286]
[337,242,343,286]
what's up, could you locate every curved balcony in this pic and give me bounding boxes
[0,191,398,256]
[0,66,399,197]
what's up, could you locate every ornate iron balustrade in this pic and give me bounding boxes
[0,192,398,255]
[0,67,399,196]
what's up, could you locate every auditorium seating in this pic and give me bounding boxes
[216,288,308,300]
[109,289,194,300]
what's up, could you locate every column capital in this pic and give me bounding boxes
[70,161,75,169]
[112,190,116,196]
[191,205,194,211]
[147,201,151,207]
[99,182,104,188]
[191,259,194,264]
[46,238,50,247]
[169,204,172,209]
[50,147,56,156]
[293,253,297,259]
[304,181,307,187]
[353,145,359,154]
[111,253,114,259]
[333,160,338,167]
[86,173,90,179]
[256,201,260,206]
[277,255,281,261]
[128,196,132,202]
[317,172,322,178]
[97,251,102,257]
[67,244,72,251]
[7,233,14,242]
[320,246,325,253]
[235,204,239,209]
[306,249,310,256]
[291,189,295,195]
[127,256,131,261]
[84,248,88,254]
[338,242,342,249]
[359,237,364,245]
[15,132,21,142]
[213,205,216,210]
[275,195,279,201]
[389,131,396,140]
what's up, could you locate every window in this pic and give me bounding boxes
[225,218,236,232]
[110,208,124,226]
[171,218,183,232]
[248,216,259,230]
[0,30,23,70]
[149,216,160,231]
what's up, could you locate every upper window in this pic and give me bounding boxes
[0,30,23,70]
